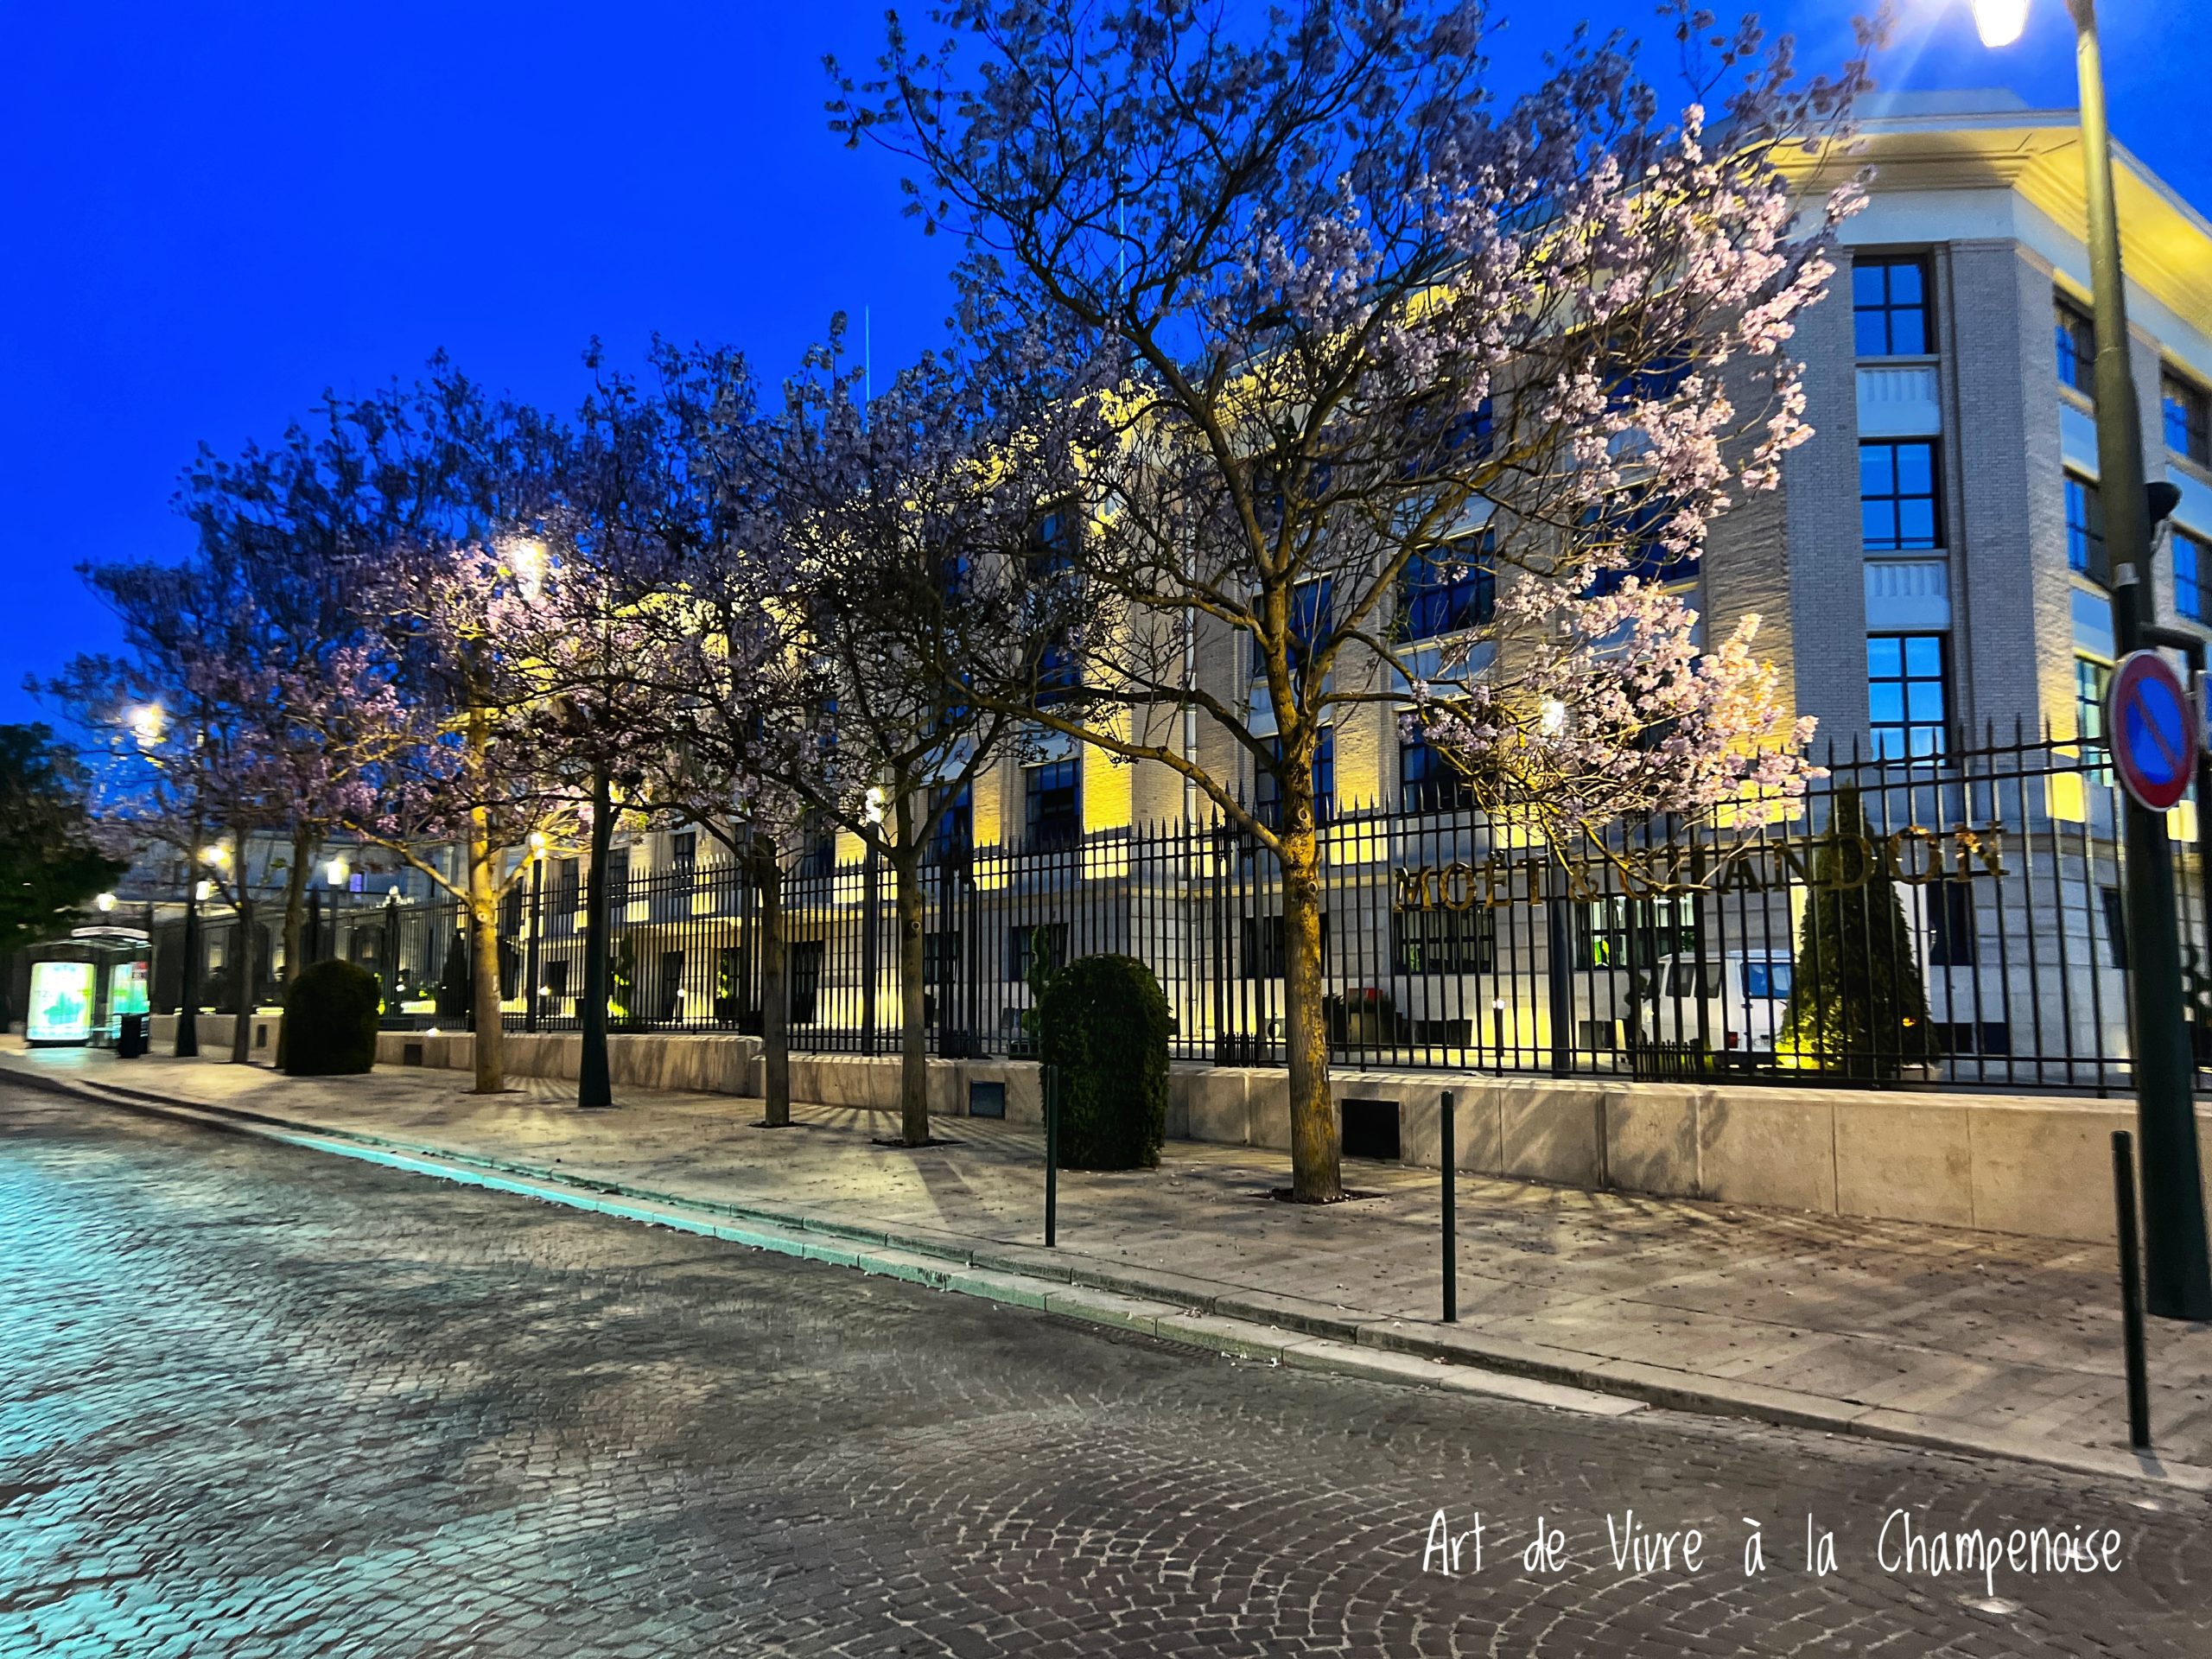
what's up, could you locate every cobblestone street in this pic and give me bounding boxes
[3,1082,2208,1656]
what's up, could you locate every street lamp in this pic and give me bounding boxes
[95,891,116,913]
[1969,0,2212,1319]
[325,855,350,887]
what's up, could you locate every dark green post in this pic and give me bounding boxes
[579,760,614,1110]
[1044,1062,1059,1248]
[1440,1089,1457,1323]
[2066,0,2212,1319]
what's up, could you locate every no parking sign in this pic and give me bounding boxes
[2105,650,2199,812]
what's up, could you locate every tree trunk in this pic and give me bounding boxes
[756,838,791,1128]
[467,811,505,1093]
[1279,823,1343,1202]
[893,847,929,1145]
[274,824,315,1070]
[578,763,614,1109]
[228,891,257,1065]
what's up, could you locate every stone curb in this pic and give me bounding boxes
[9,1057,2209,1494]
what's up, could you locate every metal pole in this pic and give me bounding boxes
[524,854,543,1034]
[1044,1062,1060,1248]
[2111,1130,2153,1450]
[1546,863,1574,1077]
[1440,1089,1458,1322]
[579,763,614,1109]
[176,874,200,1058]
[2069,0,2212,1319]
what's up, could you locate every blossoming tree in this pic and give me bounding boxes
[834,0,1878,1199]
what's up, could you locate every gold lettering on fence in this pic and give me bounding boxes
[1389,823,2010,911]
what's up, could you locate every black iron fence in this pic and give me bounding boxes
[215,728,2209,1096]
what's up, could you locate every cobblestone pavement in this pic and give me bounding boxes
[20,1047,2212,1472]
[3,1083,2209,1656]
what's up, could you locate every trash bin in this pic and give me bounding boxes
[117,1012,149,1058]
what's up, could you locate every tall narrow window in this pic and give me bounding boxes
[1859,440,1941,550]
[1867,634,1949,762]
[2075,655,2112,759]
[1023,758,1080,849]
[1853,255,1932,356]
[670,830,696,879]
[2176,528,2212,625]
[2056,296,2096,396]
[2164,371,2211,466]
[2065,474,2107,582]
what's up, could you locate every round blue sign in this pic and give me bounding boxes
[2107,651,2198,811]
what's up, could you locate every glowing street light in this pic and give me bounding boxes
[200,842,231,868]
[95,891,117,912]
[1537,698,1567,736]
[126,702,165,747]
[1967,0,2029,45]
[325,856,351,887]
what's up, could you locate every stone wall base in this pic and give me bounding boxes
[187,1025,2202,1248]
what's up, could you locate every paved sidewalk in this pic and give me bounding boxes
[10,1043,2212,1481]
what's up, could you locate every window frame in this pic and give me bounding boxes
[1398,534,1495,641]
[1866,632,1951,764]
[1852,254,1935,358]
[1022,756,1082,849]
[2065,472,2107,584]
[1858,438,1943,552]
[2175,526,2212,625]
[2056,295,2097,397]
[2162,370,2210,467]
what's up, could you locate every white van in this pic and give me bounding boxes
[1642,950,1795,1058]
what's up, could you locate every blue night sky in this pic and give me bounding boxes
[3,1,2205,727]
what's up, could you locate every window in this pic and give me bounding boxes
[1399,537,1494,639]
[1392,906,1493,975]
[1853,255,1932,356]
[1742,959,1795,1001]
[2101,887,2128,969]
[2177,528,2212,625]
[607,847,631,903]
[2164,372,2211,466]
[2056,296,2096,396]
[1007,922,1069,984]
[1576,894,1699,970]
[1584,495,1699,594]
[1029,506,1077,576]
[1034,639,1080,703]
[1024,758,1081,848]
[670,831,696,879]
[2065,474,2107,582]
[1859,440,1941,550]
[928,782,971,865]
[1867,634,1949,762]
[1251,576,1334,683]
[2070,658,2106,783]
[1255,730,1334,830]
[1400,734,1474,812]
[798,812,837,880]
[556,857,580,912]
[1927,884,1976,967]
[923,931,960,986]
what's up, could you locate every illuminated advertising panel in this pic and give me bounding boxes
[26,962,96,1045]
[106,961,149,1037]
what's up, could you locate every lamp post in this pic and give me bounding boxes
[1971,0,2212,1319]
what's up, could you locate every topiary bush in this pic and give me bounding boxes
[283,958,382,1076]
[1037,953,1170,1170]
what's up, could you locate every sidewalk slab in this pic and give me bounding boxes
[10,1043,2212,1487]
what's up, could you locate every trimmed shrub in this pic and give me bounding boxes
[1776,785,1935,1079]
[284,958,381,1076]
[1037,953,1169,1170]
